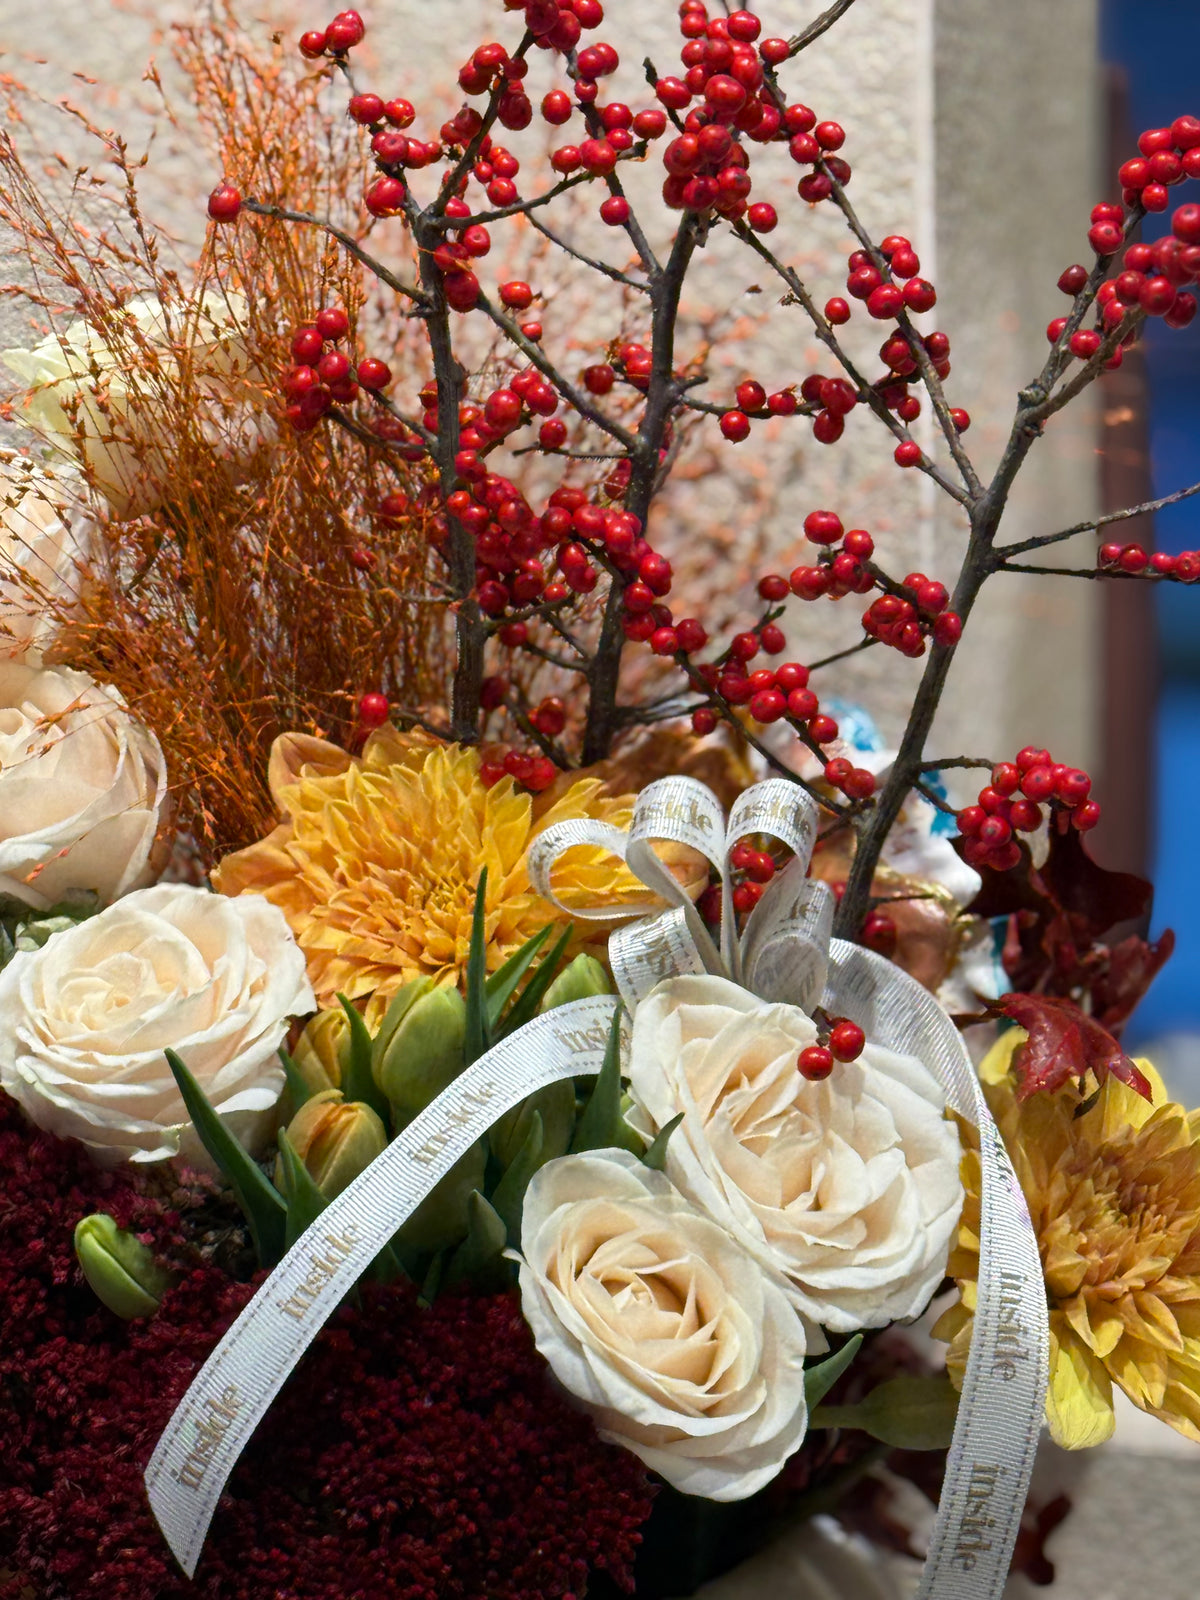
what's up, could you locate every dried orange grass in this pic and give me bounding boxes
[0,5,450,861]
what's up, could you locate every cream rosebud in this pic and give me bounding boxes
[278,1089,387,1200]
[518,1150,809,1500]
[375,984,466,1115]
[627,975,963,1336]
[539,953,613,1012]
[291,1008,351,1095]
[74,1211,174,1319]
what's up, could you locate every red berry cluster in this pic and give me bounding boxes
[788,321,959,452]
[1097,540,1200,580]
[862,574,962,657]
[956,748,1099,872]
[299,7,367,58]
[799,1016,865,1081]
[479,748,560,792]
[696,837,779,920]
[282,306,397,431]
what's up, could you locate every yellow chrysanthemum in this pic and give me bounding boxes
[212,728,691,1014]
[934,1030,1200,1449]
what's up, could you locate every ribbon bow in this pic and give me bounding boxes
[528,775,833,1011]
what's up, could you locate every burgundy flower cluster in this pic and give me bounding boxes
[0,1095,652,1600]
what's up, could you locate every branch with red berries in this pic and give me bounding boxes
[203,1,1200,937]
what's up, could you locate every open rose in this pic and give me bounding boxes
[627,975,962,1335]
[0,660,166,910]
[0,461,100,659]
[0,883,315,1162]
[517,1149,808,1500]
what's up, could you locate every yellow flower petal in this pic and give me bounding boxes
[1045,1318,1115,1449]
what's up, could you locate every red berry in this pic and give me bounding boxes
[829,1019,865,1062]
[500,280,534,310]
[299,29,327,57]
[326,10,366,52]
[315,306,350,341]
[1118,543,1149,573]
[1021,765,1057,802]
[1056,767,1092,806]
[1057,263,1088,294]
[675,617,708,653]
[932,611,962,647]
[759,623,786,654]
[650,625,679,656]
[692,707,718,735]
[736,379,767,413]
[1072,799,1101,832]
[720,409,752,442]
[356,356,391,390]
[894,440,922,468]
[804,509,843,545]
[798,1045,834,1081]
[358,691,389,728]
[206,182,242,222]
[903,277,937,312]
[787,687,818,719]
[747,202,778,232]
[808,713,838,744]
[758,573,789,601]
[749,688,786,723]
[1088,221,1123,255]
[600,195,631,225]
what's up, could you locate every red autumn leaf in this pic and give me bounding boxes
[1090,930,1176,1035]
[997,991,1152,1102]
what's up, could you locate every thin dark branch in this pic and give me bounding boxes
[920,756,996,773]
[241,198,426,304]
[526,213,649,293]
[913,779,958,816]
[807,636,881,672]
[997,479,1200,557]
[995,561,1173,580]
[787,0,859,55]
[514,638,589,672]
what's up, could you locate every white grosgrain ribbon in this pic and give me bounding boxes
[145,995,621,1579]
[526,775,832,1010]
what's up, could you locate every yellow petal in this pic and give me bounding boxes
[1045,1318,1115,1449]
[978,1027,1026,1086]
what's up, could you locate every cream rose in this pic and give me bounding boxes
[0,883,315,1162]
[0,461,101,658]
[517,1149,808,1500]
[627,975,962,1336]
[1,289,257,518]
[0,660,166,910]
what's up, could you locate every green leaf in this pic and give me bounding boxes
[464,869,490,1064]
[164,1049,286,1267]
[570,1010,640,1156]
[490,1110,544,1245]
[279,1046,315,1112]
[335,994,390,1125]
[485,924,553,1029]
[417,1249,445,1309]
[500,922,573,1036]
[444,1190,510,1291]
[0,922,14,969]
[803,1333,863,1411]
[811,1373,959,1450]
[276,1129,330,1250]
[641,1112,684,1172]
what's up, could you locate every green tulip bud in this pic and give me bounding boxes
[539,953,613,1012]
[291,1008,352,1095]
[276,1089,387,1200]
[74,1212,174,1319]
[490,1080,576,1169]
[376,984,467,1115]
[397,1139,487,1254]
[370,974,436,1074]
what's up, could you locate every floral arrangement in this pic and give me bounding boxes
[1,2,1198,1597]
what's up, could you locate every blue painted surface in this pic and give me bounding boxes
[1102,3,1200,1043]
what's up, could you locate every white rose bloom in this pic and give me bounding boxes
[0,883,315,1162]
[627,975,962,1336]
[0,461,101,659]
[517,1149,808,1500]
[0,660,166,910]
[1,289,258,518]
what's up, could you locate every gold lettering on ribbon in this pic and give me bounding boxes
[410,1083,498,1166]
[275,1226,362,1321]
[991,1270,1033,1381]
[951,1461,1005,1570]
[652,795,713,835]
[171,1384,244,1491]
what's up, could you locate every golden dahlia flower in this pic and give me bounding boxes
[212,728,695,1013]
[934,1029,1200,1448]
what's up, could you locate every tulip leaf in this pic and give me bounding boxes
[335,993,391,1125]
[811,1373,959,1450]
[444,1190,510,1291]
[641,1112,684,1172]
[417,1249,445,1309]
[500,922,574,1036]
[803,1333,863,1411]
[485,923,553,1029]
[276,1129,330,1250]
[278,1046,315,1111]
[464,869,490,1064]
[571,1009,640,1157]
[165,1048,286,1267]
[490,1110,544,1245]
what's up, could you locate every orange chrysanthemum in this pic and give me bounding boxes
[934,1030,1200,1448]
[212,729,687,1012]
